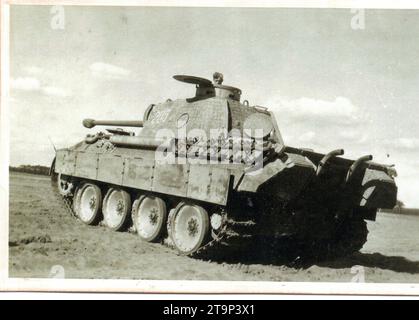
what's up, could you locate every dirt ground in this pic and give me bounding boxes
[8,172,419,283]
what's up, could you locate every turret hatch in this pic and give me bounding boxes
[173,72,241,101]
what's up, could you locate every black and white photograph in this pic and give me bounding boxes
[1,0,419,295]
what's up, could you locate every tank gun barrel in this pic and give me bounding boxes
[83,118,144,129]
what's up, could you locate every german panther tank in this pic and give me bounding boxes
[51,72,398,260]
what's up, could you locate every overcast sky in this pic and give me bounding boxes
[9,5,419,207]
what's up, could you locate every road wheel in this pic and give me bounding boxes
[169,202,209,255]
[132,195,167,242]
[73,184,82,213]
[75,183,102,225]
[102,188,131,231]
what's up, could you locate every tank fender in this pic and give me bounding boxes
[358,168,397,209]
[236,153,315,200]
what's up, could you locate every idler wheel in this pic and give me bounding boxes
[132,195,167,242]
[75,183,102,225]
[169,202,209,255]
[57,173,74,197]
[102,188,131,231]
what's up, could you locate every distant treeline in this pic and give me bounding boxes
[380,208,419,217]
[10,165,50,176]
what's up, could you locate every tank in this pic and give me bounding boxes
[51,72,398,260]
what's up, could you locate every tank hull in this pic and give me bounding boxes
[52,136,397,258]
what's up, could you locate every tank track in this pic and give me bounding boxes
[50,174,255,258]
[50,173,78,219]
[51,175,368,262]
[303,217,369,261]
[188,218,256,259]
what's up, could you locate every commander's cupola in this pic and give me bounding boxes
[173,72,242,101]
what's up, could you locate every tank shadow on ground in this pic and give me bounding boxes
[199,248,419,274]
[197,244,306,268]
[315,252,419,274]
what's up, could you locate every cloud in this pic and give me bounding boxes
[90,62,131,80]
[42,86,71,97]
[394,138,419,150]
[339,129,363,140]
[381,138,419,153]
[10,76,70,98]
[298,131,316,142]
[268,95,369,152]
[274,96,365,125]
[10,77,41,91]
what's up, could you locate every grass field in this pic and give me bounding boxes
[8,171,419,283]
